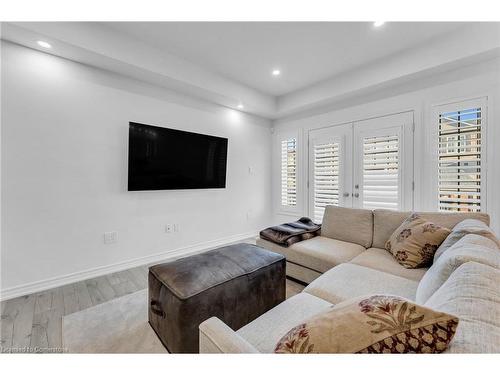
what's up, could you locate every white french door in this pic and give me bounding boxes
[308,112,413,222]
[353,112,414,210]
[308,124,352,223]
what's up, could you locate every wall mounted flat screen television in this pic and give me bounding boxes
[128,122,228,191]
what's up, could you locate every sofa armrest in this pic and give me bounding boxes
[199,317,260,353]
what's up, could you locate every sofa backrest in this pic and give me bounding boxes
[371,209,490,249]
[321,205,490,250]
[322,206,373,248]
[415,233,500,304]
[424,261,500,353]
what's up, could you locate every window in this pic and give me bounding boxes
[281,138,297,207]
[312,141,340,222]
[362,134,400,210]
[438,106,483,212]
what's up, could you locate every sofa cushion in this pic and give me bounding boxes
[286,261,322,284]
[424,262,500,353]
[274,295,458,353]
[286,236,365,273]
[237,293,331,353]
[372,209,490,249]
[385,214,451,269]
[349,248,428,281]
[434,219,500,262]
[256,236,358,281]
[255,237,289,257]
[304,263,418,304]
[321,206,373,248]
[415,234,500,304]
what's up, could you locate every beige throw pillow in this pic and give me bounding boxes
[274,295,458,354]
[385,214,451,269]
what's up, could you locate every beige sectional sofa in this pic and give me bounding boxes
[199,206,500,353]
[256,206,489,283]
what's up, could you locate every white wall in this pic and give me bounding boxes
[272,57,500,235]
[0,41,273,296]
[2,39,499,298]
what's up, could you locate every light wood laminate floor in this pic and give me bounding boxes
[1,248,304,353]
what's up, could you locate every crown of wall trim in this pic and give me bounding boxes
[2,22,500,120]
[1,22,276,117]
[0,231,257,301]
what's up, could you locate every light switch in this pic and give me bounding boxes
[104,231,117,244]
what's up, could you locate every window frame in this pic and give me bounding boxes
[307,123,352,222]
[353,111,414,211]
[274,128,303,216]
[280,137,298,208]
[358,128,403,211]
[431,97,488,213]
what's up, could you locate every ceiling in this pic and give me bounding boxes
[104,22,466,96]
[2,22,499,118]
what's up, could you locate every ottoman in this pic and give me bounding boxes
[148,243,286,353]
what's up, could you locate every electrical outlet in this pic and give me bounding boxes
[104,231,117,244]
[165,224,173,233]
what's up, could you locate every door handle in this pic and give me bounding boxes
[150,299,166,318]
[342,192,350,197]
[353,193,359,198]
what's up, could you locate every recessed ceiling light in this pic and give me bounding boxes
[37,40,52,49]
[237,103,244,110]
[272,69,281,76]
[373,21,385,27]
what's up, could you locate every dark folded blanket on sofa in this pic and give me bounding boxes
[259,217,321,247]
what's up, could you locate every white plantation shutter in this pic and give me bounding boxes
[438,106,483,212]
[362,134,399,210]
[281,138,297,207]
[312,142,340,222]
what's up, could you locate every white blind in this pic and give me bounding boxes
[362,134,399,210]
[281,138,297,207]
[438,107,482,212]
[312,142,340,223]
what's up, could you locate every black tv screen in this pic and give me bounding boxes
[128,122,228,191]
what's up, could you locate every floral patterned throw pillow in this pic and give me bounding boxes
[274,295,458,354]
[385,214,451,268]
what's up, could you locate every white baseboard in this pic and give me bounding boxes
[0,231,257,301]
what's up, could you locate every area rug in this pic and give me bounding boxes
[62,279,304,353]
[62,289,167,353]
